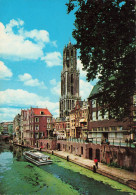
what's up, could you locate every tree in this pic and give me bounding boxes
[66,0,135,119]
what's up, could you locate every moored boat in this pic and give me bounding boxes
[23,150,53,166]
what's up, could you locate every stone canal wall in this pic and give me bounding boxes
[38,139,136,172]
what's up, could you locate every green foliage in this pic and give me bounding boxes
[108,162,120,168]
[108,162,134,172]
[66,0,135,119]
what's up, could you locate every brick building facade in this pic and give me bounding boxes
[13,107,52,147]
[87,84,136,146]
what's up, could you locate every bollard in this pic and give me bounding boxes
[52,151,54,155]
[93,165,96,173]
[67,155,69,161]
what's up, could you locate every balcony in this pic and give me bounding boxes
[62,137,136,148]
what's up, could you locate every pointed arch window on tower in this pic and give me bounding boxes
[71,86,73,95]
[71,74,73,83]
[71,50,73,56]
[66,50,69,67]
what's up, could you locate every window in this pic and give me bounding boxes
[41,111,44,115]
[35,117,39,122]
[97,127,103,131]
[133,95,136,105]
[92,112,96,121]
[97,133,102,137]
[98,111,102,120]
[71,50,73,56]
[111,126,117,131]
[81,147,83,155]
[71,86,73,95]
[47,118,50,123]
[35,125,39,130]
[109,133,115,138]
[92,133,97,138]
[105,127,109,131]
[71,58,73,65]
[71,74,73,83]
[117,133,123,138]
[92,100,96,108]
[104,112,109,119]
[47,124,50,129]
[133,111,136,121]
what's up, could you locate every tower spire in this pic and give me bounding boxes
[59,42,81,118]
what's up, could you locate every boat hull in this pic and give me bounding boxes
[23,151,53,166]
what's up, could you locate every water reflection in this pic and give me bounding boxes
[13,145,23,161]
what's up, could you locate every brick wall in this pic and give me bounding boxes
[55,140,136,172]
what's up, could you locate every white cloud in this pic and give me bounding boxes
[0,19,50,60]
[0,108,21,122]
[50,80,61,96]
[80,79,93,100]
[0,89,59,121]
[6,19,24,33]
[51,41,57,47]
[23,29,49,44]
[50,79,60,96]
[53,109,59,119]
[41,52,62,67]
[0,61,13,79]
[18,73,32,81]
[50,79,57,85]
[18,73,46,88]
[77,59,87,78]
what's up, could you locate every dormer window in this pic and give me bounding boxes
[41,111,44,115]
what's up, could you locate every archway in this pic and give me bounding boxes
[89,148,93,159]
[96,149,100,161]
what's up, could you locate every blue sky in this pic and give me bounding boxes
[0,0,95,122]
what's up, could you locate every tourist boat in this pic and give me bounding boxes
[23,150,53,166]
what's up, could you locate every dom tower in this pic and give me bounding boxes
[59,42,81,118]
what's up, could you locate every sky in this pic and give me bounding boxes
[0,0,96,122]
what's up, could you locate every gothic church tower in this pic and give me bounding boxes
[59,42,81,118]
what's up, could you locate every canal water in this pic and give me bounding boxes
[0,143,135,195]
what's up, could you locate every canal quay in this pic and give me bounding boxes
[0,143,136,195]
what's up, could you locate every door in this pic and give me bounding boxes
[89,148,93,159]
[57,143,60,151]
[96,149,100,161]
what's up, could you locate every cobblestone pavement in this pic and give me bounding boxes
[43,149,136,190]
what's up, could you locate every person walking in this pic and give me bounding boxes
[94,157,98,169]
[40,145,43,151]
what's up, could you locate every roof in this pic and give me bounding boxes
[88,83,101,99]
[32,108,52,116]
[88,76,116,99]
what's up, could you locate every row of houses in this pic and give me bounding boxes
[12,85,136,171]
[56,89,136,147]
[13,107,53,147]
[13,90,136,148]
